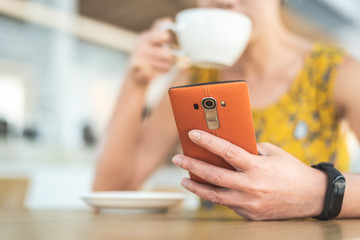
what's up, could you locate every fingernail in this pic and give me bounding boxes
[181,178,189,188]
[188,130,201,142]
[172,155,182,166]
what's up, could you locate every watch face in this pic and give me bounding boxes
[335,179,346,189]
[334,177,346,195]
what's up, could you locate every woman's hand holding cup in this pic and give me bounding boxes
[128,18,176,86]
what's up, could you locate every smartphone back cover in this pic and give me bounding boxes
[169,81,257,184]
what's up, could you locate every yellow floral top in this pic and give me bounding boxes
[189,43,349,172]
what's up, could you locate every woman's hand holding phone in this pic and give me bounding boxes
[172,130,328,221]
[169,81,327,220]
[169,81,258,184]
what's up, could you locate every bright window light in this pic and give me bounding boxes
[0,74,25,127]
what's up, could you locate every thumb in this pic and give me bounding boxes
[152,17,173,30]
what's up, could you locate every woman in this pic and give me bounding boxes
[93,0,360,220]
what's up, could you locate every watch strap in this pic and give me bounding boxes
[312,162,345,220]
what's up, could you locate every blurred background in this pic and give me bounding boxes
[0,0,359,209]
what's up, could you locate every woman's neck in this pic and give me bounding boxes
[232,21,308,82]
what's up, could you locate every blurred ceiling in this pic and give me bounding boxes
[79,0,360,34]
[79,0,197,32]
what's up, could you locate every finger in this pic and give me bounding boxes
[152,17,173,30]
[148,30,171,45]
[181,178,239,206]
[172,154,246,189]
[131,59,172,81]
[131,49,174,74]
[148,59,173,73]
[145,47,175,63]
[188,130,255,171]
[142,49,175,73]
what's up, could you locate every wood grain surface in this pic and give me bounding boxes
[1,209,360,240]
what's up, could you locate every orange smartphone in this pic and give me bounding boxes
[168,80,257,185]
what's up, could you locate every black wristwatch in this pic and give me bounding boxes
[312,162,346,220]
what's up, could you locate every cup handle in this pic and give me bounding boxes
[160,21,177,34]
[160,22,185,57]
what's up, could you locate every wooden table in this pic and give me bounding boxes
[1,209,360,240]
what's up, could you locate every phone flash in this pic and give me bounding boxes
[221,101,226,107]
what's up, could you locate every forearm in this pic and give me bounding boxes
[93,73,148,191]
[337,172,360,218]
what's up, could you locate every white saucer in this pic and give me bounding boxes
[82,191,186,211]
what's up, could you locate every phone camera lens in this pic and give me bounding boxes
[202,98,217,110]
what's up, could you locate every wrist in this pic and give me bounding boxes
[115,72,149,115]
[126,64,154,87]
[123,74,148,92]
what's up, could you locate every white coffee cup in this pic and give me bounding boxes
[163,8,252,68]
